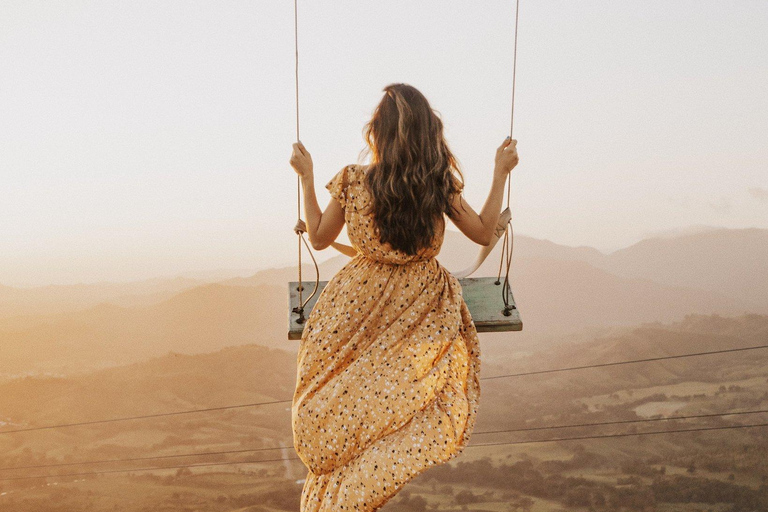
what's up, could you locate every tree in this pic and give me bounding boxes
[564,486,591,507]
[455,490,479,506]
[405,496,428,512]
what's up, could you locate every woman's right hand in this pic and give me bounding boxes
[290,141,314,179]
[494,137,519,177]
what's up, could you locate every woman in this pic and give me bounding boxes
[288,83,519,511]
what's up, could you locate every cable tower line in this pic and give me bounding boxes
[3,422,767,483]
[0,447,288,472]
[3,407,766,474]
[473,407,768,435]
[0,399,291,436]
[0,456,303,483]
[469,421,768,448]
[480,344,768,380]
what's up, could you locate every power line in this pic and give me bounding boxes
[3,422,767,483]
[0,399,291,436]
[0,456,303,483]
[480,344,768,380]
[473,408,768,435]
[0,446,289,472]
[468,421,768,449]
[6,408,766,474]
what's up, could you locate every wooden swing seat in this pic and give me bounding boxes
[288,276,522,340]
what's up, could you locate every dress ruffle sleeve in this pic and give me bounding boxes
[325,165,350,208]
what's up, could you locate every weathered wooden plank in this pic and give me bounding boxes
[288,276,522,340]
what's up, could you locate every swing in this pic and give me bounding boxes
[289,278,521,340]
[287,0,523,340]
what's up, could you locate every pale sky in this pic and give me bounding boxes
[2,1,767,287]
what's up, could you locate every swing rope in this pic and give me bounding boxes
[291,0,520,323]
[495,0,520,316]
[292,0,320,324]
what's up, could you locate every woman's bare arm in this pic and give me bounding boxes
[331,241,358,257]
[290,142,345,250]
[447,138,518,246]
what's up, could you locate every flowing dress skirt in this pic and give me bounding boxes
[292,253,481,512]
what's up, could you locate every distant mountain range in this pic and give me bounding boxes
[0,276,207,317]
[440,226,768,311]
[0,283,285,377]
[438,227,767,339]
[0,227,765,376]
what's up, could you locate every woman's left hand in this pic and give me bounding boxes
[290,141,313,179]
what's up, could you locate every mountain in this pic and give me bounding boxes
[438,229,757,338]
[503,256,752,337]
[594,228,768,311]
[223,256,350,288]
[0,277,208,318]
[444,227,768,301]
[0,284,287,377]
[0,344,297,478]
[0,344,295,427]
[440,227,768,314]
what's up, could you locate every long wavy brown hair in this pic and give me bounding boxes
[360,83,465,256]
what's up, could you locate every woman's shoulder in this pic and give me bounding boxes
[347,163,370,176]
[344,164,371,186]
[341,164,372,211]
[325,164,368,210]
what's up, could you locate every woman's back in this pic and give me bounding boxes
[328,164,445,265]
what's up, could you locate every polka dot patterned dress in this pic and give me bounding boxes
[292,164,481,512]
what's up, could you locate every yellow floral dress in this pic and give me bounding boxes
[292,164,481,511]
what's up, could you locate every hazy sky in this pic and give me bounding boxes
[2,1,767,287]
